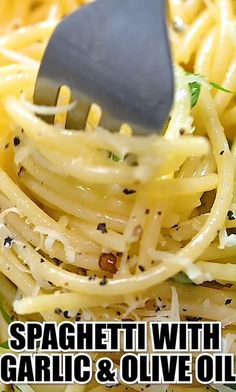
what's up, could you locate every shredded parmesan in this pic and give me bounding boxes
[20,94,77,115]
[33,226,75,263]
[0,207,22,224]
[185,263,213,284]
[219,229,236,249]
[14,144,33,166]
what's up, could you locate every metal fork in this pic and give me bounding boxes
[34,0,174,135]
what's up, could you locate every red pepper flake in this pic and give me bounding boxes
[96,222,107,234]
[99,253,117,274]
[138,265,145,272]
[227,211,235,221]
[123,189,136,195]
[220,150,225,155]
[225,298,232,305]
[13,136,20,146]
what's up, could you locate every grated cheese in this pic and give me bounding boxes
[33,226,75,263]
[219,229,236,249]
[185,263,213,284]
[20,94,77,115]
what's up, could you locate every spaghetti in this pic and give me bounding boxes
[0,0,235,391]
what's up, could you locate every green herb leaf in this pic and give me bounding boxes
[189,81,201,108]
[210,81,234,94]
[0,304,12,325]
[111,153,121,162]
[0,340,9,349]
[173,272,193,284]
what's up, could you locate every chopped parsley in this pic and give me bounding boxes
[111,153,121,162]
[187,72,234,108]
[189,81,201,108]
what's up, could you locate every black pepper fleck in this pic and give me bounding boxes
[4,237,13,248]
[225,298,232,305]
[13,136,20,146]
[97,222,107,234]
[172,224,179,229]
[123,188,136,195]
[138,265,145,272]
[186,316,202,321]
[17,166,25,177]
[220,150,225,155]
[99,276,108,286]
[227,210,235,221]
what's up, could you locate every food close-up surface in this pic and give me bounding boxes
[0,0,235,391]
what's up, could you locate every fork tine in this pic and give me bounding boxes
[34,78,60,124]
[65,94,91,130]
